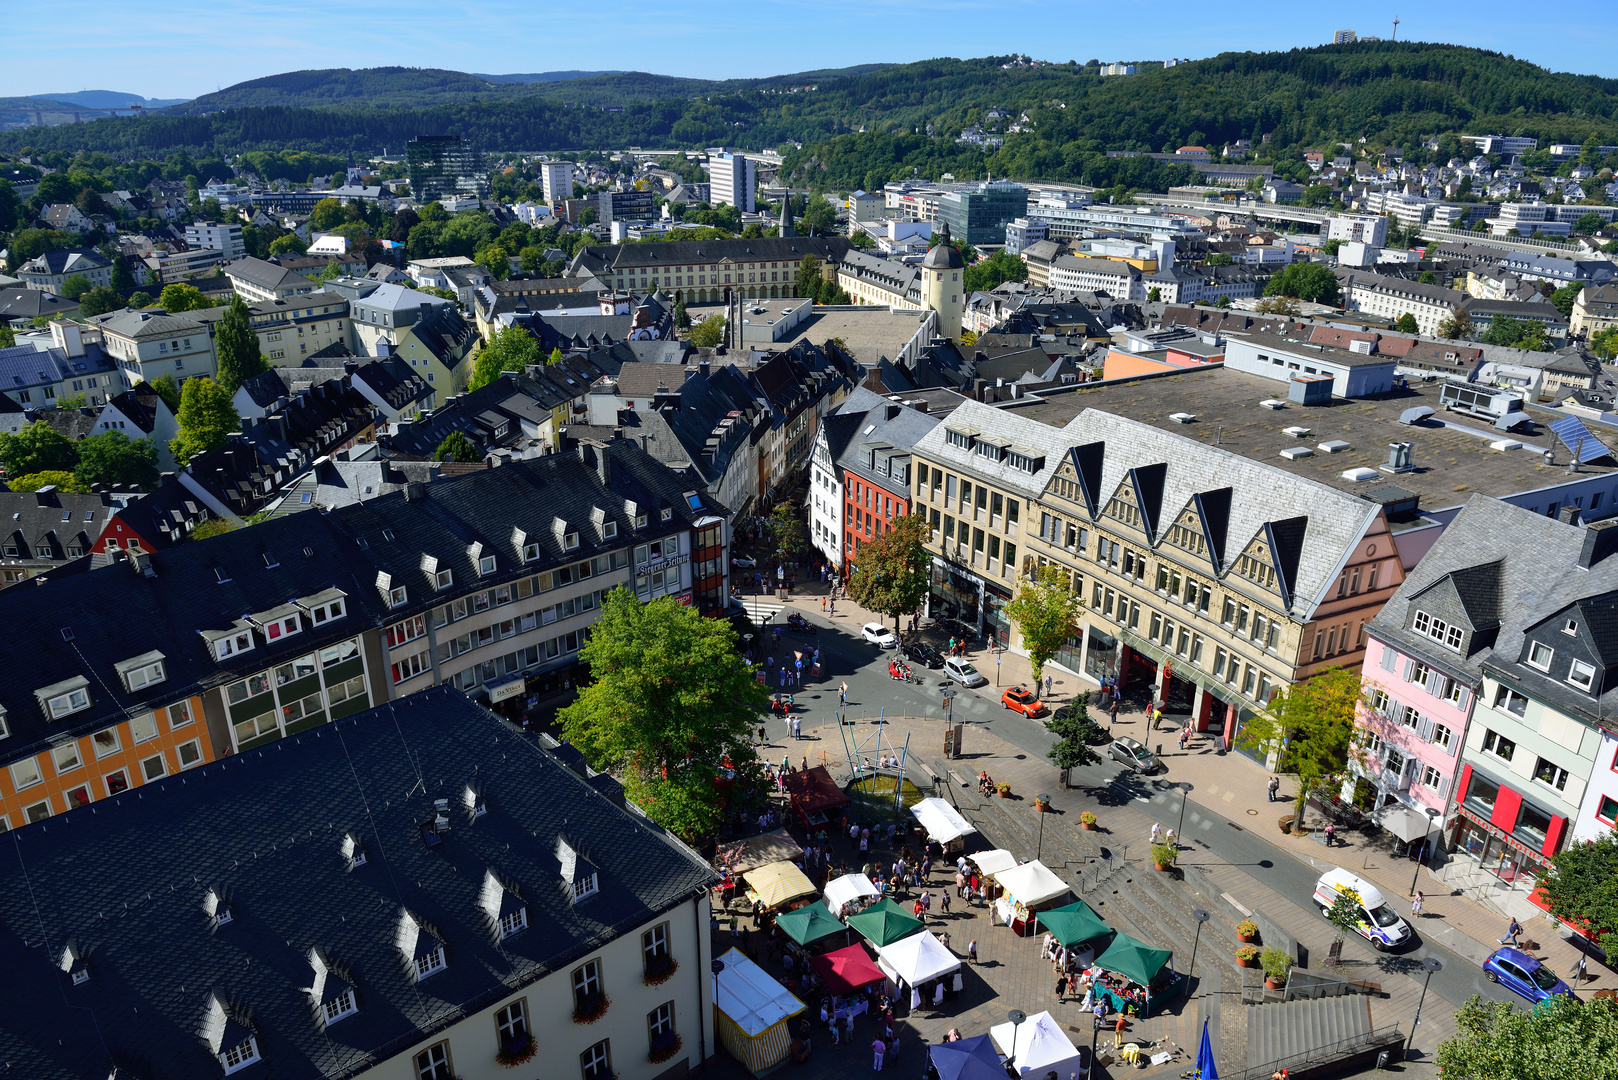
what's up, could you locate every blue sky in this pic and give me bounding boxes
[6,2,1615,100]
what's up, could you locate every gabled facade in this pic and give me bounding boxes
[833,399,939,569]
[0,488,133,587]
[225,255,318,303]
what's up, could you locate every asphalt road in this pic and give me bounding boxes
[757,604,1512,1017]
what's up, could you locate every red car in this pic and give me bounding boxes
[1000,686,1048,717]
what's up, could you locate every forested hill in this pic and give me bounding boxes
[5,43,1617,186]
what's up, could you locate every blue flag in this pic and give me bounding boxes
[1195,1019,1220,1080]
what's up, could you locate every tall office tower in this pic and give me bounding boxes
[541,160,575,205]
[406,135,489,204]
[708,152,755,212]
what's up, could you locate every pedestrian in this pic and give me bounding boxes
[1324,823,1336,847]
[1150,822,1162,845]
[967,939,978,964]
[822,596,828,613]
[792,716,802,740]
[758,723,767,745]
[1575,955,1589,984]
[1109,697,1120,726]
[1500,917,1522,946]
[1267,775,1280,803]
[1056,972,1068,1001]
[872,1036,885,1071]
[1041,932,1054,961]
[1093,1000,1106,1026]
[1165,828,1177,848]
[840,682,849,707]
[1151,705,1164,728]
[1114,1014,1127,1049]
[1044,674,1053,699]
[1179,726,1190,751]
[956,870,967,898]
[941,890,951,914]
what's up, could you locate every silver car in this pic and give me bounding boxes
[943,656,987,687]
[1108,737,1161,774]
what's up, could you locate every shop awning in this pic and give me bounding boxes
[822,873,881,917]
[712,946,806,1035]
[742,861,817,910]
[875,930,961,987]
[929,1035,1007,1080]
[809,943,886,995]
[845,898,924,947]
[1038,898,1112,948]
[910,797,975,844]
[989,1010,1085,1078]
[1374,802,1438,844]
[969,849,1018,876]
[1095,932,1173,986]
[720,829,805,874]
[992,860,1071,908]
[783,766,850,816]
[775,901,847,947]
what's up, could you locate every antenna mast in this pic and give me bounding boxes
[1392,17,1400,40]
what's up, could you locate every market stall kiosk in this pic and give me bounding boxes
[968,849,1018,877]
[1093,932,1183,1018]
[927,1033,1007,1080]
[874,930,962,1011]
[1037,898,1113,969]
[783,765,851,828]
[742,860,818,913]
[910,797,976,852]
[720,829,805,874]
[989,859,1071,936]
[822,873,882,920]
[775,900,848,950]
[845,898,925,947]
[809,942,887,1025]
[989,1009,1086,1078]
[713,947,807,1075]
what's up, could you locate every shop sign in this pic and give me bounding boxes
[635,553,689,576]
[487,676,526,703]
[677,591,694,606]
[1454,804,1547,865]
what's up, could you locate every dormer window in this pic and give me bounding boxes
[322,989,357,1024]
[215,906,233,927]
[390,586,408,608]
[1412,611,1463,652]
[414,945,446,981]
[479,555,496,575]
[563,532,579,551]
[523,542,541,562]
[660,508,672,523]
[500,907,528,938]
[213,630,254,662]
[574,870,599,901]
[38,677,91,720]
[1568,659,1597,692]
[221,1036,260,1074]
[1527,641,1554,671]
[341,833,367,868]
[602,520,618,539]
[116,652,167,692]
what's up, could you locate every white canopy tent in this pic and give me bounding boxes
[992,860,1071,908]
[969,849,1018,876]
[989,1010,1085,1078]
[910,798,974,845]
[874,930,962,988]
[823,873,881,918]
[713,947,805,1035]
[1373,802,1440,845]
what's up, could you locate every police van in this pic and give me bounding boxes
[1312,868,1412,951]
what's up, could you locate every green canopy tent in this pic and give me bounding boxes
[776,901,848,948]
[845,898,925,947]
[1038,899,1112,949]
[1094,932,1182,1017]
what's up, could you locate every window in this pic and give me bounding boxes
[648,1000,676,1050]
[1515,802,1553,847]
[46,687,91,720]
[264,614,300,641]
[414,945,446,981]
[1527,641,1554,671]
[1420,764,1443,791]
[221,1036,260,1074]
[581,1040,612,1080]
[389,586,408,608]
[415,1043,454,1080]
[130,712,159,743]
[500,907,528,938]
[1482,729,1516,762]
[52,742,81,773]
[213,631,254,662]
[122,658,166,691]
[141,754,167,782]
[320,639,360,668]
[323,988,357,1024]
[167,700,194,728]
[232,709,278,746]
[392,650,430,684]
[1431,724,1454,751]
[274,655,317,686]
[310,598,345,623]
[572,959,602,1007]
[643,923,669,972]
[497,999,529,1044]
[386,616,426,648]
[1492,685,1527,717]
[1597,795,1618,824]
[93,727,122,758]
[177,741,202,768]
[1534,757,1570,791]
[10,758,43,790]
[1568,659,1597,692]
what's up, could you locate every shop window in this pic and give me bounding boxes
[1465,772,1500,816]
[1515,802,1553,848]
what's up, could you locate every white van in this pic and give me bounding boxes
[1312,868,1412,951]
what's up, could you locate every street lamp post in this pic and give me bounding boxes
[1089,1013,1105,1079]
[1036,805,1046,862]
[1405,956,1442,1059]
[1007,1009,1026,1073]
[1411,809,1440,896]
[1187,910,1210,993]
[1176,782,1192,839]
[712,958,726,1014]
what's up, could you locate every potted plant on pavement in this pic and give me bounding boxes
[1079,811,1098,831]
[1150,843,1177,871]
[1234,944,1261,968]
[1033,793,1051,812]
[996,782,1012,798]
[1235,919,1260,944]
[1261,947,1293,990]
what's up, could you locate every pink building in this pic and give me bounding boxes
[1353,633,1472,821]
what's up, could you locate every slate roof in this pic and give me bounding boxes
[569,235,850,275]
[404,306,478,367]
[0,340,117,396]
[0,685,716,1080]
[225,255,315,292]
[0,488,126,563]
[0,287,79,322]
[833,401,941,495]
[100,388,168,437]
[18,248,108,276]
[267,454,442,516]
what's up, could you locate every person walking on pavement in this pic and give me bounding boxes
[1044,674,1053,699]
[871,1036,885,1071]
[1114,1015,1127,1049]
[940,889,951,914]
[840,682,849,707]
[1179,726,1190,751]
[1267,775,1281,803]
[1056,972,1068,1002]
[967,939,978,965]
[1150,822,1162,845]
[1575,955,1589,984]
[1500,917,1522,946]
[1411,891,1423,919]
[1109,697,1120,727]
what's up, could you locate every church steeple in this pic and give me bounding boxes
[778,193,797,238]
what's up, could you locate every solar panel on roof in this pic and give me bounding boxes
[1550,415,1609,462]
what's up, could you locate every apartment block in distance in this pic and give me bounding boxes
[407,134,490,203]
[708,152,756,213]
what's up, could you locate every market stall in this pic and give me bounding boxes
[822,873,882,919]
[989,859,1072,936]
[845,898,925,947]
[783,765,851,828]
[910,797,976,851]
[742,860,818,912]
[809,942,887,1024]
[968,849,1018,877]
[1037,898,1112,968]
[927,1034,1006,1080]
[874,930,962,1009]
[775,900,848,950]
[712,946,807,1076]
[719,829,805,874]
[989,1010,1085,1078]
[1093,932,1183,1018]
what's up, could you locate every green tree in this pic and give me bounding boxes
[1322,891,1363,965]
[317,260,343,282]
[5,229,79,272]
[843,513,931,627]
[1536,829,1618,943]
[799,195,838,236]
[158,283,208,313]
[1418,270,1438,284]
[267,233,307,256]
[1147,286,1162,302]
[766,499,809,566]
[1574,212,1607,236]
[76,285,124,317]
[1301,184,1335,207]
[126,290,154,309]
[1237,665,1364,829]
[1205,252,1235,266]
[7,470,87,493]
[1263,263,1341,304]
[1046,692,1103,785]
[0,420,78,478]
[468,324,541,390]
[1393,313,1419,334]
[962,248,1028,293]
[673,297,690,330]
[109,257,135,292]
[54,392,88,409]
[214,294,267,393]
[689,314,726,348]
[169,377,239,466]
[1550,283,1584,317]
[1593,326,1618,361]
[1437,995,1618,1080]
[59,274,93,300]
[1319,239,1342,257]
[559,587,767,841]
[0,324,14,349]
[1438,306,1474,339]
[73,431,159,490]
[1006,563,1083,687]
[145,372,182,412]
[433,430,482,462]
[308,197,345,231]
[795,254,824,299]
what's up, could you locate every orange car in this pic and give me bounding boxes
[1000,685,1048,717]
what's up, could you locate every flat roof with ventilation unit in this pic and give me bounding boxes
[1340,467,1380,482]
[1279,446,1314,460]
[1281,426,1312,437]
[1317,440,1352,453]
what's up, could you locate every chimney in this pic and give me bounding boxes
[885,404,902,420]
[404,481,427,502]
[596,442,613,486]
[1579,518,1618,569]
[1559,505,1583,526]
[699,360,711,377]
[911,399,930,414]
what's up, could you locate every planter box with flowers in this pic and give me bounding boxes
[1079,811,1097,830]
[1235,919,1260,944]
[1261,947,1292,990]
[1234,944,1260,968]
[643,955,679,987]
[496,1034,537,1068]
[648,1032,684,1064]
[996,782,1012,798]
[573,992,611,1024]
[1150,843,1177,871]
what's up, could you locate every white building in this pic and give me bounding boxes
[708,153,756,213]
[540,160,575,205]
[183,222,246,261]
[1326,214,1388,247]
[1047,255,1144,300]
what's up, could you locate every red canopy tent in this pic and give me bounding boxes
[783,765,851,827]
[809,943,887,996]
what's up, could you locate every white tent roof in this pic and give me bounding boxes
[969,848,1018,876]
[712,947,806,1036]
[991,860,1070,907]
[874,930,961,987]
[823,873,880,914]
[989,1010,1085,1078]
[910,798,974,844]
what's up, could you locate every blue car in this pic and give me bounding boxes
[1482,947,1573,1004]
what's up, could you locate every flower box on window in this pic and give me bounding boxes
[643,955,679,986]
[648,1032,683,1064]
[495,1035,537,1068]
[573,992,611,1024]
